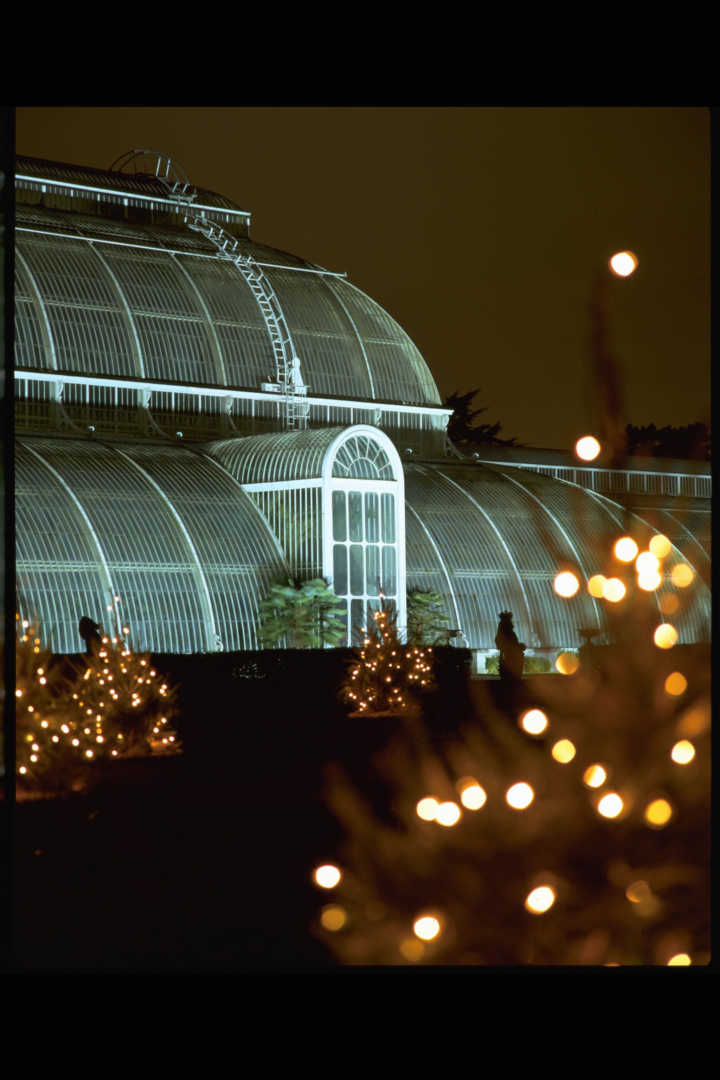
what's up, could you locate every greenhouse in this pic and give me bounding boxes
[14,151,712,662]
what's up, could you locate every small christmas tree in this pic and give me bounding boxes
[340,598,435,716]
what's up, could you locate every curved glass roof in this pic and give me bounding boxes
[16,437,288,654]
[404,462,711,650]
[15,203,441,406]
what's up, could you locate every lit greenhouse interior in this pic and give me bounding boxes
[14,151,711,662]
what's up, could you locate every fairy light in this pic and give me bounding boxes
[320,905,347,932]
[637,570,662,591]
[525,886,556,914]
[551,739,576,763]
[587,574,607,598]
[413,915,441,941]
[506,782,534,810]
[609,250,638,277]
[614,537,638,563]
[575,435,601,461]
[602,578,626,603]
[520,708,548,735]
[667,954,691,966]
[654,623,678,649]
[554,571,580,598]
[416,797,439,821]
[435,801,462,827]
[597,792,624,818]
[555,652,580,675]
[459,783,487,810]
[314,864,342,889]
[649,534,672,559]
[664,672,687,696]
[671,563,694,588]
[644,799,673,827]
[671,740,695,765]
[583,764,607,788]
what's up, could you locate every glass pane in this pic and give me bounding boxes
[336,598,349,646]
[349,491,363,541]
[333,544,348,596]
[381,493,395,542]
[381,545,396,596]
[332,490,347,541]
[351,599,365,644]
[365,492,379,542]
[350,544,364,596]
[366,546,380,596]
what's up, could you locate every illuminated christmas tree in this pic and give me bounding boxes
[316,540,710,966]
[340,598,435,716]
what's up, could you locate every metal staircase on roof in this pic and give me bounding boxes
[113,150,308,431]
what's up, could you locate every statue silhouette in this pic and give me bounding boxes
[495,611,526,681]
[78,615,101,657]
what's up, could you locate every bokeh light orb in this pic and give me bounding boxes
[614,537,638,563]
[636,551,660,575]
[597,792,624,819]
[575,435,601,461]
[637,570,662,592]
[551,739,576,764]
[664,671,687,696]
[555,652,580,675]
[520,708,549,735]
[649,534,672,559]
[416,796,440,821]
[459,783,487,810]
[659,593,680,615]
[645,798,673,827]
[314,864,342,889]
[506,782,534,810]
[602,578,626,603]
[583,764,607,788]
[554,571,580,598]
[587,574,607,598]
[320,905,347,931]
[609,250,639,277]
[654,623,678,649]
[413,915,441,941]
[671,563,694,588]
[667,953,692,966]
[436,801,461,827]
[671,739,695,765]
[525,886,556,914]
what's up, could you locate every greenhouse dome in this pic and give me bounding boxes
[14,151,711,659]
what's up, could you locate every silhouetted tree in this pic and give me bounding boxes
[444,390,522,452]
[625,422,710,462]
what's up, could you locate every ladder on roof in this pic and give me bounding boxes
[113,150,308,430]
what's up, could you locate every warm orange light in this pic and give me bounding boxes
[614,537,638,563]
[602,578,626,603]
[520,708,548,735]
[636,551,660,575]
[435,801,462,827]
[506,782,534,810]
[416,797,440,821]
[551,739,576,763]
[671,740,695,765]
[671,563,694,588]
[459,783,487,810]
[654,623,678,649]
[597,792,624,818]
[664,672,687,696]
[555,652,580,675]
[575,435,601,462]
[587,574,607,598]
[554,571,580,598]
[583,764,607,789]
[667,953,692,966]
[320,905,347,931]
[659,593,680,615]
[525,886,556,914]
[645,799,673,827]
[609,250,638,277]
[649,534,672,559]
[637,570,662,591]
[413,915,441,941]
[314,864,342,889]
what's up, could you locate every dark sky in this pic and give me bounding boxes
[15,106,710,450]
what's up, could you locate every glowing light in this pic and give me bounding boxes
[517,707,549,736]
[435,801,462,827]
[525,886,556,914]
[659,593,680,615]
[671,563,694,588]
[416,797,440,821]
[320,905,347,932]
[506,782,534,810]
[555,652,580,676]
[609,250,638,277]
[667,954,691,966]
[551,739,576,763]
[649,534,672,559]
[671,740,695,765]
[413,915,441,941]
[459,783,487,810]
[602,578,626,603]
[597,792,624,818]
[614,537,638,563]
[554,571,580,598]
[645,799,673,827]
[664,672,687,696]
[587,574,607,598]
[575,435,601,461]
[654,623,678,649]
[636,551,660,575]
[637,570,662,591]
[677,703,710,738]
[583,764,607,788]
[400,937,425,962]
[314,864,341,889]
[625,880,652,904]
